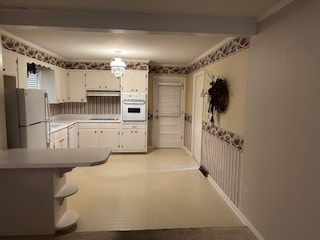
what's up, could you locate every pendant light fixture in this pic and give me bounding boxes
[110,51,126,78]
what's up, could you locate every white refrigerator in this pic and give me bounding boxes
[5,89,50,149]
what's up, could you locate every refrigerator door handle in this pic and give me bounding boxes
[44,93,51,148]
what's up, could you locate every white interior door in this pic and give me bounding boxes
[154,77,185,148]
[192,73,204,164]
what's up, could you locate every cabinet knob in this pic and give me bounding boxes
[95,131,97,133]
[131,131,133,133]
[101,131,103,133]
[3,68,5,71]
[131,89,133,91]
[99,86,101,88]
[136,89,138,91]
[135,131,137,133]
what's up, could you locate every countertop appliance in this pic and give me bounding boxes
[5,89,50,149]
[122,93,146,122]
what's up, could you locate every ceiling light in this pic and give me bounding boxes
[110,51,126,78]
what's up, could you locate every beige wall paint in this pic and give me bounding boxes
[0,42,7,150]
[187,49,249,136]
[241,1,320,240]
[185,74,194,116]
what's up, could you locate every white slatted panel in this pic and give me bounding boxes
[202,130,243,207]
[158,85,181,117]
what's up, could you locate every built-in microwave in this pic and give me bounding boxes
[122,93,147,122]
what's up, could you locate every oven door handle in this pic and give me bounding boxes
[122,101,145,105]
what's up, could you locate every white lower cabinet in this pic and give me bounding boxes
[52,122,147,152]
[121,124,147,152]
[78,128,99,148]
[78,123,120,151]
[99,126,120,152]
[51,128,68,149]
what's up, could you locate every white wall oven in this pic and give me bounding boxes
[122,93,146,122]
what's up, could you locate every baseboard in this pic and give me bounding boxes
[207,175,266,240]
[182,146,192,156]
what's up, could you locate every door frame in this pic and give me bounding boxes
[153,76,186,149]
[191,71,204,159]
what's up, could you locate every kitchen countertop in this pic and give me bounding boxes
[0,148,111,169]
[50,114,121,132]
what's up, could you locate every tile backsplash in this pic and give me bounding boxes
[50,96,120,115]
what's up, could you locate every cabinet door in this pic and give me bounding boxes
[68,70,87,102]
[61,70,69,102]
[134,71,148,93]
[54,68,62,103]
[85,70,106,90]
[121,129,135,151]
[61,135,68,148]
[2,50,17,77]
[106,71,120,91]
[17,54,28,88]
[134,129,147,151]
[121,70,135,92]
[54,139,62,149]
[99,129,120,151]
[78,129,99,148]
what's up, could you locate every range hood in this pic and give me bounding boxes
[86,90,120,97]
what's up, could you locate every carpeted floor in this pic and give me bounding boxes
[0,227,257,240]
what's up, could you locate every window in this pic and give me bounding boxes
[27,72,39,89]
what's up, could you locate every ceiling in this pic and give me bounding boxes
[0,0,291,65]
[1,26,228,65]
[0,0,285,18]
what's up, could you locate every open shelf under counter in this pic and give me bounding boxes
[55,210,80,231]
[55,183,79,199]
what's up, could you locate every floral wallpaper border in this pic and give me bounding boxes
[149,65,189,75]
[1,35,66,68]
[189,37,250,73]
[150,37,250,74]
[184,114,243,151]
[1,35,149,70]
[2,34,249,74]
[202,122,244,152]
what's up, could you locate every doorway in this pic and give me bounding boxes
[192,72,204,164]
[153,77,185,148]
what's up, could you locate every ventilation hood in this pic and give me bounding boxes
[86,90,120,97]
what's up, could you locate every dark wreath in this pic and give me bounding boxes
[27,63,37,75]
[207,78,229,124]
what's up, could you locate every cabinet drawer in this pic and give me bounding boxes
[122,124,146,129]
[78,123,99,129]
[99,123,121,129]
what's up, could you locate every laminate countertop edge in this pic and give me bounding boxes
[0,148,111,169]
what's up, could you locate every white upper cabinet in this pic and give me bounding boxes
[106,71,120,91]
[85,70,120,91]
[54,67,62,103]
[61,69,69,102]
[42,67,60,103]
[2,49,18,77]
[121,70,148,93]
[68,70,87,102]
[85,70,105,90]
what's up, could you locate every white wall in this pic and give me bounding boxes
[241,1,320,239]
